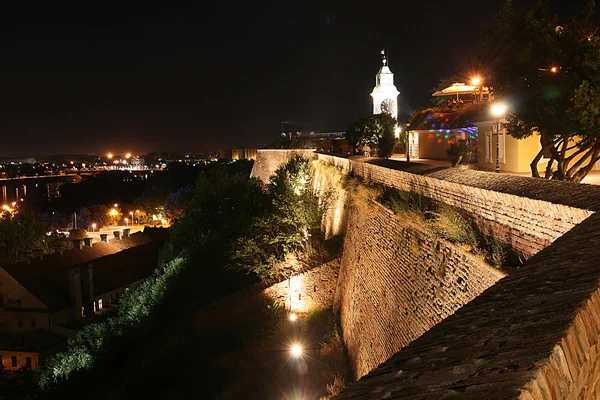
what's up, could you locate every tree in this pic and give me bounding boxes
[345,113,397,158]
[483,0,600,182]
[230,156,327,280]
[164,185,194,223]
[0,214,49,265]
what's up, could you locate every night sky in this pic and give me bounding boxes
[0,1,591,156]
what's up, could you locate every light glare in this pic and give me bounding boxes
[289,313,298,322]
[291,344,302,357]
[491,104,507,117]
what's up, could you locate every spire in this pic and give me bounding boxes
[381,49,387,66]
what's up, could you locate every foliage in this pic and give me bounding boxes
[169,170,269,258]
[133,186,169,223]
[231,156,326,280]
[0,214,49,265]
[432,205,478,248]
[482,0,600,182]
[345,113,397,157]
[163,185,194,222]
[38,256,187,389]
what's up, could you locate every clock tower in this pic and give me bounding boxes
[370,50,399,121]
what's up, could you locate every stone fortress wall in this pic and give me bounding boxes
[335,200,505,379]
[250,150,600,398]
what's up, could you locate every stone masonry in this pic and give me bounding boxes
[252,150,600,398]
[335,200,505,379]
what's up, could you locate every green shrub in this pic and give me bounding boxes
[432,206,478,248]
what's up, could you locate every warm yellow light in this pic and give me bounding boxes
[109,209,118,216]
[114,203,118,208]
[161,218,167,225]
[130,211,134,216]
[11,202,16,207]
[491,103,507,117]
[125,153,132,159]
[82,163,86,168]
[291,344,302,357]
[125,218,128,223]
[2,205,9,211]
[92,223,97,229]
[289,313,298,322]
[550,66,558,73]
[135,209,140,213]
[394,127,401,138]
[107,152,113,159]
[471,77,481,86]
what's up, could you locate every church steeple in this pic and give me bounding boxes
[371,50,400,120]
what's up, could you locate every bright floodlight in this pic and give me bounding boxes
[472,77,481,86]
[289,313,298,322]
[291,344,302,357]
[550,66,558,73]
[107,152,113,159]
[491,103,507,117]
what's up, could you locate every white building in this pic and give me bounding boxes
[370,50,400,121]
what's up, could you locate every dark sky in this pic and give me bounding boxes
[0,1,591,156]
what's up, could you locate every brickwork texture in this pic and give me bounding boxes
[335,200,505,379]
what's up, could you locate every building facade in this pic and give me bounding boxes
[371,50,400,121]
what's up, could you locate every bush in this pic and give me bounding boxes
[432,206,478,248]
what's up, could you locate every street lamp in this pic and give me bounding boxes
[130,211,134,225]
[125,217,129,226]
[92,223,97,232]
[491,103,508,173]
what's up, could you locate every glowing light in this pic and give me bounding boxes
[125,153,132,159]
[11,202,16,207]
[291,344,302,358]
[107,152,113,159]
[550,66,558,73]
[471,77,481,86]
[394,126,401,138]
[289,313,298,322]
[114,204,118,208]
[2,205,9,211]
[109,209,118,216]
[491,103,507,117]
[290,275,302,291]
[92,223,97,230]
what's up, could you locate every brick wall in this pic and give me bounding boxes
[194,259,340,330]
[317,154,594,257]
[335,200,505,379]
[250,149,317,184]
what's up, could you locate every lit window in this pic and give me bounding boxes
[93,302,97,313]
[81,306,85,317]
[98,299,103,310]
[11,356,16,367]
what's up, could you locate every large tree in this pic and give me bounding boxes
[345,113,397,158]
[483,0,600,182]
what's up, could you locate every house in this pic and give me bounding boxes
[0,329,64,371]
[0,229,169,336]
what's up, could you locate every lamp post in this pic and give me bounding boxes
[491,103,507,173]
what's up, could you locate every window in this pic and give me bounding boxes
[11,356,16,367]
[17,317,23,328]
[93,302,97,313]
[25,357,31,369]
[98,299,103,310]
[81,306,85,317]
[31,318,36,328]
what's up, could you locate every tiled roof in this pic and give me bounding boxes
[0,328,64,352]
[1,231,161,311]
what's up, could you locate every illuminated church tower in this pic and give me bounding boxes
[370,50,399,121]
